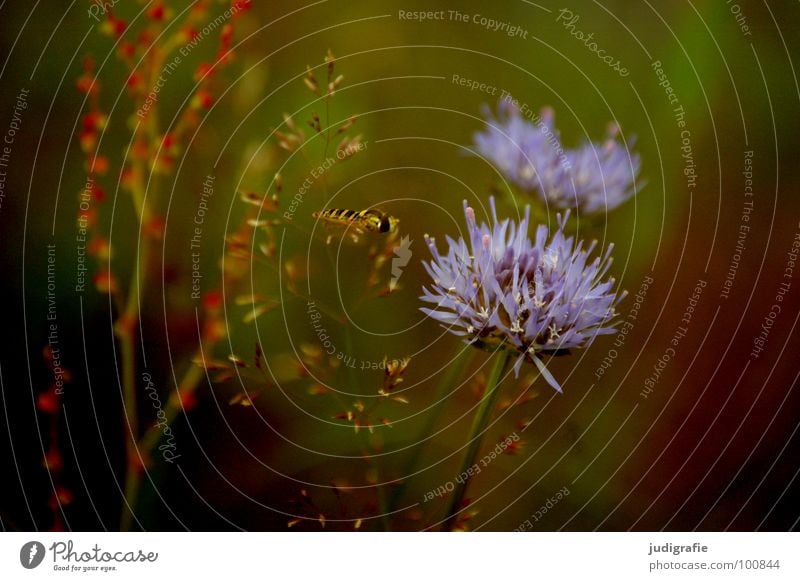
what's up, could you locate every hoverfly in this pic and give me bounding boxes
[313,208,399,243]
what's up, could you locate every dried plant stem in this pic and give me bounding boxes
[320,78,333,200]
[442,350,511,531]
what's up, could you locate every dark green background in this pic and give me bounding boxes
[1,0,799,531]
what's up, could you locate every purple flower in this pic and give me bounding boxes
[420,197,626,392]
[473,101,641,214]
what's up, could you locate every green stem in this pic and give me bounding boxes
[139,362,204,454]
[442,350,511,531]
[117,185,149,531]
[119,46,165,530]
[389,346,474,511]
[119,333,140,531]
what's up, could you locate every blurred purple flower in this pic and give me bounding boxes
[473,102,564,192]
[421,197,626,392]
[473,101,641,214]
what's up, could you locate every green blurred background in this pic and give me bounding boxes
[1,0,799,531]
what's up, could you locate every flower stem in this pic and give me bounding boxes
[443,350,511,531]
[120,341,219,531]
[119,55,163,529]
[389,346,473,511]
[117,342,141,532]
[117,184,149,531]
[139,361,204,454]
